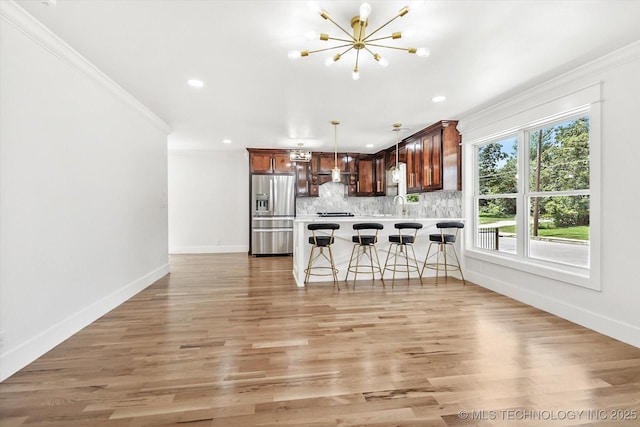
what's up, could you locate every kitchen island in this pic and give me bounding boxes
[293,216,464,287]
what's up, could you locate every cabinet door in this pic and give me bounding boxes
[273,153,295,173]
[356,157,374,195]
[315,153,348,174]
[422,132,443,190]
[250,152,275,173]
[249,151,294,174]
[442,123,461,190]
[406,138,422,192]
[374,153,385,195]
[317,153,334,174]
[295,162,312,196]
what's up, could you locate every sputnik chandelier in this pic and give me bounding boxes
[288,2,429,80]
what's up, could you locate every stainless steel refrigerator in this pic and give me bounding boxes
[251,175,295,255]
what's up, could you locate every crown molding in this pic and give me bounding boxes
[457,40,640,136]
[0,0,172,134]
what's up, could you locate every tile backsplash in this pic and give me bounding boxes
[296,182,462,218]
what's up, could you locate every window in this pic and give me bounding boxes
[476,136,518,255]
[526,117,590,267]
[473,112,592,275]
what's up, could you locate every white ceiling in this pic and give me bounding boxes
[16,0,640,153]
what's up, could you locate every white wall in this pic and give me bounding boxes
[168,150,249,254]
[0,3,171,380]
[458,41,640,348]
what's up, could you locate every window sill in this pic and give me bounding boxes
[465,248,599,291]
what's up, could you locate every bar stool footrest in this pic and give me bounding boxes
[423,263,462,272]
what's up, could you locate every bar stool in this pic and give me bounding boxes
[421,221,465,285]
[383,222,423,285]
[345,222,385,286]
[304,223,341,289]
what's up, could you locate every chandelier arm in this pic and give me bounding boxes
[324,15,357,41]
[365,35,397,43]
[338,45,356,56]
[326,36,354,43]
[363,13,403,41]
[354,47,361,70]
[366,43,414,52]
[363,46,378,57]
[306,43,355,55]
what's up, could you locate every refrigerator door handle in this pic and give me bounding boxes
[269,178,274,214]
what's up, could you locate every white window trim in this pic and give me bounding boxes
[463,83,602,291]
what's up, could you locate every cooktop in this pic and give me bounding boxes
[316,212,355,217]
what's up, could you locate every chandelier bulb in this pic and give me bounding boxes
[359,3,372,22]
[308,1,321,14]
[352,68,360,80]
[288,50,301,60]
[416,47,430,58]
[374,54,389,67]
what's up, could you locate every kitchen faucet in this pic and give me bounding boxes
[393,195,407,216]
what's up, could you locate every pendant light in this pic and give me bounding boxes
[391,123,402,184]
[331,120,341,182]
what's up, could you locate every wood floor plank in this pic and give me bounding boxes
[1,253,639,426]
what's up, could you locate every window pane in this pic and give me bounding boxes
[477,198,517,254]
[528,195,589,267]
[529,116,589,192]
[478,137,518,195]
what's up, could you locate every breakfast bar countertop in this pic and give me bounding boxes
[292,216,464,287]
[294,214,463,222]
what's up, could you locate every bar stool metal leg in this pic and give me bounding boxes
[304,223,341,290]
[382,222,423,286]
[420,221,466,286]
[345,223,385,288]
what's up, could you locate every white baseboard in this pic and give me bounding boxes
[467,271,640,349]
[0,264,170,382]
[169,245,248,254]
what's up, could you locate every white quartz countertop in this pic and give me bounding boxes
[294,215,463,223]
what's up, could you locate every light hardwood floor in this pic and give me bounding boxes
[1,254,639,426]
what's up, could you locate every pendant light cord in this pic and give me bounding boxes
[334,123,338,168]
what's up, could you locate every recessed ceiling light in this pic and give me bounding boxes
[366,144,374,148]
[222,139,232,144]
[187,79,204,88]
[432,95,446,103]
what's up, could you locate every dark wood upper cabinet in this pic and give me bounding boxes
[295,161,311,197]
[406,138,422,193]
[421,120,461,191]
[249,120,460,199]
[355,156,374,196]
[312,152,353,175]
[442,122,462,191]
[390,120,461,193]
[422,130,442,191]
[374,151,386,195]
[249,149,295,174]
